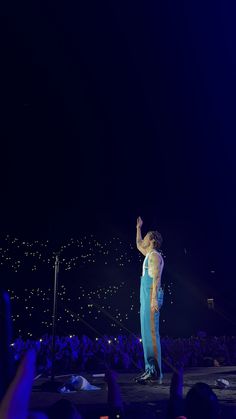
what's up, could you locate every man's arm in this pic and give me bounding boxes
[148,252,161,309]
[136,217,147,256]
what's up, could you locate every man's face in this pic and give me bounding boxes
[142,233,151,249]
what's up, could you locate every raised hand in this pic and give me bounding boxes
[0,349,36,419]
[136,216,143,228]
[170,367,184,399]
[104,369,123,411]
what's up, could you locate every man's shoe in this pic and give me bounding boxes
[133,371,148,382]
[136,371,157,384]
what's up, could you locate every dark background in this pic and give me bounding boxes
[0,0,236,336]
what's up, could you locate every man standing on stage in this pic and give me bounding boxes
[135,216,164,384]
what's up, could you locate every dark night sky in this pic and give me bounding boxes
[1,0,236,299]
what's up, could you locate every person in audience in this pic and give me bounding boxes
[166,367,221,419]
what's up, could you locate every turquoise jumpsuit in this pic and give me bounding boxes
[140,250,164,377]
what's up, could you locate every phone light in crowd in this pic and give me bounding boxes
[69,335,73,338]
[108,340,112,344]
[139,338,142,343]
[39,338,43,342]
[95,337,98,341]
[10,343,15,347]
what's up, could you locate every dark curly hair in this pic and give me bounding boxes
[186,382,220,419]
[148,230,163,249]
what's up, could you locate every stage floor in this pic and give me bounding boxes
[31,366,236,418]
